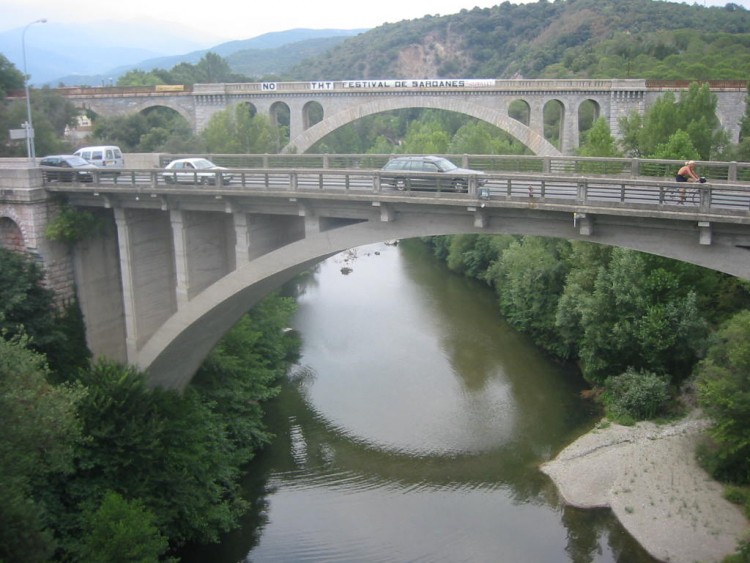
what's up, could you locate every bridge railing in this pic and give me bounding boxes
[155,154,750,183]
[41,166,750,217]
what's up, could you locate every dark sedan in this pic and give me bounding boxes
[40,155,98,183]
[381,155,487,192]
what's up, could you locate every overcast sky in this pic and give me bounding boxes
[2,0,748,43]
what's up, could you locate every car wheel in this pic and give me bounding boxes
[200,176,210,185]
[164,176,175,184]
[395,178,407,191]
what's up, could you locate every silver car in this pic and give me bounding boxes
[162,158,233,185]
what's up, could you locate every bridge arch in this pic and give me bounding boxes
[0,215,26,251]
[302,100,324,130]
[270,101,291,128]
[577,98,601,134]
[138,209,749,391]
[509,99,531,125]
[285,96,562,156]
[238,101,258,117]
[77,100,196,131]
[543,99,565,150]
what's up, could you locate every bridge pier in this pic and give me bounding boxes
[101,204,310,367]
[113,207,140,362]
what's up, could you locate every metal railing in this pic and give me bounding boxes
[41,165,750,218]
[154,154,750,183]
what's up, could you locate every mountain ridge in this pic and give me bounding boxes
[0,24,365,86]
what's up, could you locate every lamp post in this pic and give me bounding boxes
[22,18,47,165]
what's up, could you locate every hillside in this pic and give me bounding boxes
[285,0,750,80]
[227,36,363,78]
[49,28,365,87]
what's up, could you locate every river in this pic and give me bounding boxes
[184,239,656,562]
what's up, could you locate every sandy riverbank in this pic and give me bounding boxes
[541,412,749,562]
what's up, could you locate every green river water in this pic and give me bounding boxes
[183,239,656,562]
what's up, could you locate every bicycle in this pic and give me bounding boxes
[665,176,706,205]
[664,184,701,205]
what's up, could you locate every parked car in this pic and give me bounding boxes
[74,145,124,175]
[380,156,487,192]
[162,158,233,185]
[40,155,98,183]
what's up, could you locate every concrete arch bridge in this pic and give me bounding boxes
[0,158,742,390]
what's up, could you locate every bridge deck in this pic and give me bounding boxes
[44,167,750,224]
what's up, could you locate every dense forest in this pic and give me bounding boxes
[0,247,300,562]
[286,0,750,80]
[2,0,750,560]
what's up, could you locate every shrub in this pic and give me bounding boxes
[603,368,670,421]
[44,205,105,244]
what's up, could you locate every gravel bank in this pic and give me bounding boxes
[541,413,749,562]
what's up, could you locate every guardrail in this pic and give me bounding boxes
[42,166,750,218]
[155,154,750,183]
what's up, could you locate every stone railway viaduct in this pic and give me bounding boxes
[50,79,747,156]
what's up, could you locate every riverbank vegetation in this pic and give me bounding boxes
[0,247,299,562]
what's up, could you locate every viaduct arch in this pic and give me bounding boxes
[285,96,562,156]
[77,96,197,131]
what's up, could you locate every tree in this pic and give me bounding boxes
[487,237,570,354]
[697,310,750,484]
[0,336,84,563]
[117,53,248,87]
[577,117,621,157]
[64,360,249,546]
[75,491,173,563]
[0,248,64,361]
[448,121,528,155]
[195,53,235,83]
[117,69,166,87]
[90,107,200,152]
[400,119,451,154]
[554,241,613,360]
[202,104,277,154]
[650,129,700,161]
[618,82,728,160]
[0,88,78,157]
[193,294,297,453]
[571,248,707,383]
[0,53,24,98]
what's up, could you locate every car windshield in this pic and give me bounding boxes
[66,156,90,166]
[191,159,215,170]
[433,158,458,172]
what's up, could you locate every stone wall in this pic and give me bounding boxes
[0,169,76,306]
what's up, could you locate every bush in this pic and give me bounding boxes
[603,368,670,421]
[44,205,105,244]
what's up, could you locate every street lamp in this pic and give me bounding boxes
[22,18,47,165]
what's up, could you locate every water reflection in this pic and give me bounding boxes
[181,240,656,563]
